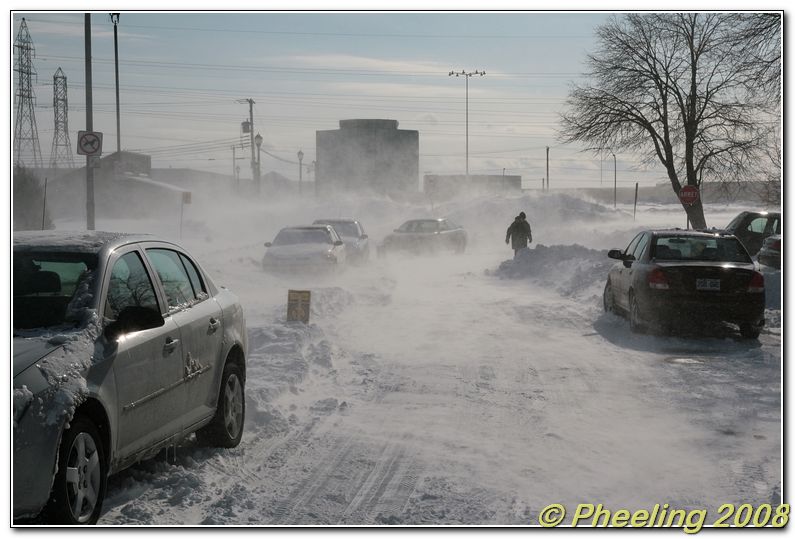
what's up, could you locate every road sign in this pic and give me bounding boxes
[287,290,311,323]
[77,130,103,156]
[678,185,699,206]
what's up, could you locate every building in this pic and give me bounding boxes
[316,119,419,196]
[424,174,523,201]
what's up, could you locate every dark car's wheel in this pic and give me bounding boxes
[739,323,761,339]
[45,415,107,524]
[629,293,646,334]
[603,280,615,313]
[197,362,245,448]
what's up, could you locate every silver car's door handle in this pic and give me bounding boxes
[208,318,221,332]
[163,337,180,352]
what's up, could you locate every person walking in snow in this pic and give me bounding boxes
[505,211,532,258]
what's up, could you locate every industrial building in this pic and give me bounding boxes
[423,174,523,201]
[315,119,419,196]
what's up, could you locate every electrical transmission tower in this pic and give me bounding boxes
[14,18,43,169]
[50,67,75,168]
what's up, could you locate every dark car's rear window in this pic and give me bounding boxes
[653,236,751,263]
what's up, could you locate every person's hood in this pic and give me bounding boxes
[13,337,64,378]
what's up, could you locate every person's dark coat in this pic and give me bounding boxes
[506,216,532,250]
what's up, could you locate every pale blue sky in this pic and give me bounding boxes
[9,11,752,189]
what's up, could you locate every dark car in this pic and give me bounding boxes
[757,234,781,269]
[722,210,780,255]
[262,225,347,273]
[380,218,467,256]
[313,219,370,264]
[14,231,247,524]
[602,229,765,338]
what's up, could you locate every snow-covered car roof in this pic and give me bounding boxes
[13,230,156,253]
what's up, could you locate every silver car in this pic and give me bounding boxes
[312,219,370,264]
[262,225,347,273]
[13,231,247,524]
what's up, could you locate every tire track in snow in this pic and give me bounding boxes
[337,436,424,524]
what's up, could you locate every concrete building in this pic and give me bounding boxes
[316,119,419,196]
[424,174,522,201]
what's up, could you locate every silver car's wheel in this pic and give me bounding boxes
[197,362,245,448]
[46,416,107,524]
[222,373,244,440]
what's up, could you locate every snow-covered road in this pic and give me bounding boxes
[82,193,781,525]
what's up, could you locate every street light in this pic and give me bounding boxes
[110,13,121,155]
[297,149,304,196]
[254,132,263,194]
[449,69,485,179]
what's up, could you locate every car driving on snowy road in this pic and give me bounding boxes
[312,218,370,264]
[262,224,347,273]
[379,218,467,256]
[603,229,765,338]
[13,231,248,524]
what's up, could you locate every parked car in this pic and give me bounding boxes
[757,234,781,269]
[602,229,765,338]
[313,218,370,264]
[379,218,467,255]
[721,210,780,255]
[13,231,247,524]
[262,224,346,273]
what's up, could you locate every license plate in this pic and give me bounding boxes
[696,278,720,291]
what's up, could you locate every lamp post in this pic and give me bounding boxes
[449,69,485,179]
[110,13,121,155]
[254,132,262,194]
[297,149,304,196]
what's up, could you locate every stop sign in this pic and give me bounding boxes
[679,185,699,206]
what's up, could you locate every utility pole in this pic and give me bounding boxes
[13,18,43,169]
[50,68,75,168]
[297,149,304,196]
[545,146,549,191]
[84,14,95,230]
[449,69,485,179]
[110,13,121,154]
[231,145,238,192]
[237,98,256,191]
[611,150,617,209]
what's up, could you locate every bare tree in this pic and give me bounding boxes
[560,13,779,228]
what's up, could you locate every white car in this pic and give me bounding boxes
[13,231,247,524]
[313,219,370,264]
[262,225,347,273]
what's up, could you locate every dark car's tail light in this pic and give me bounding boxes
[648,267,670,289]
[748,271,765,293]
[771,239,781,251]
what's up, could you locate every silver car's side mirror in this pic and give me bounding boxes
[264,242,272,247]
[334,240,344,246]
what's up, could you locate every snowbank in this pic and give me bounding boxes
[489,243,614,300]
